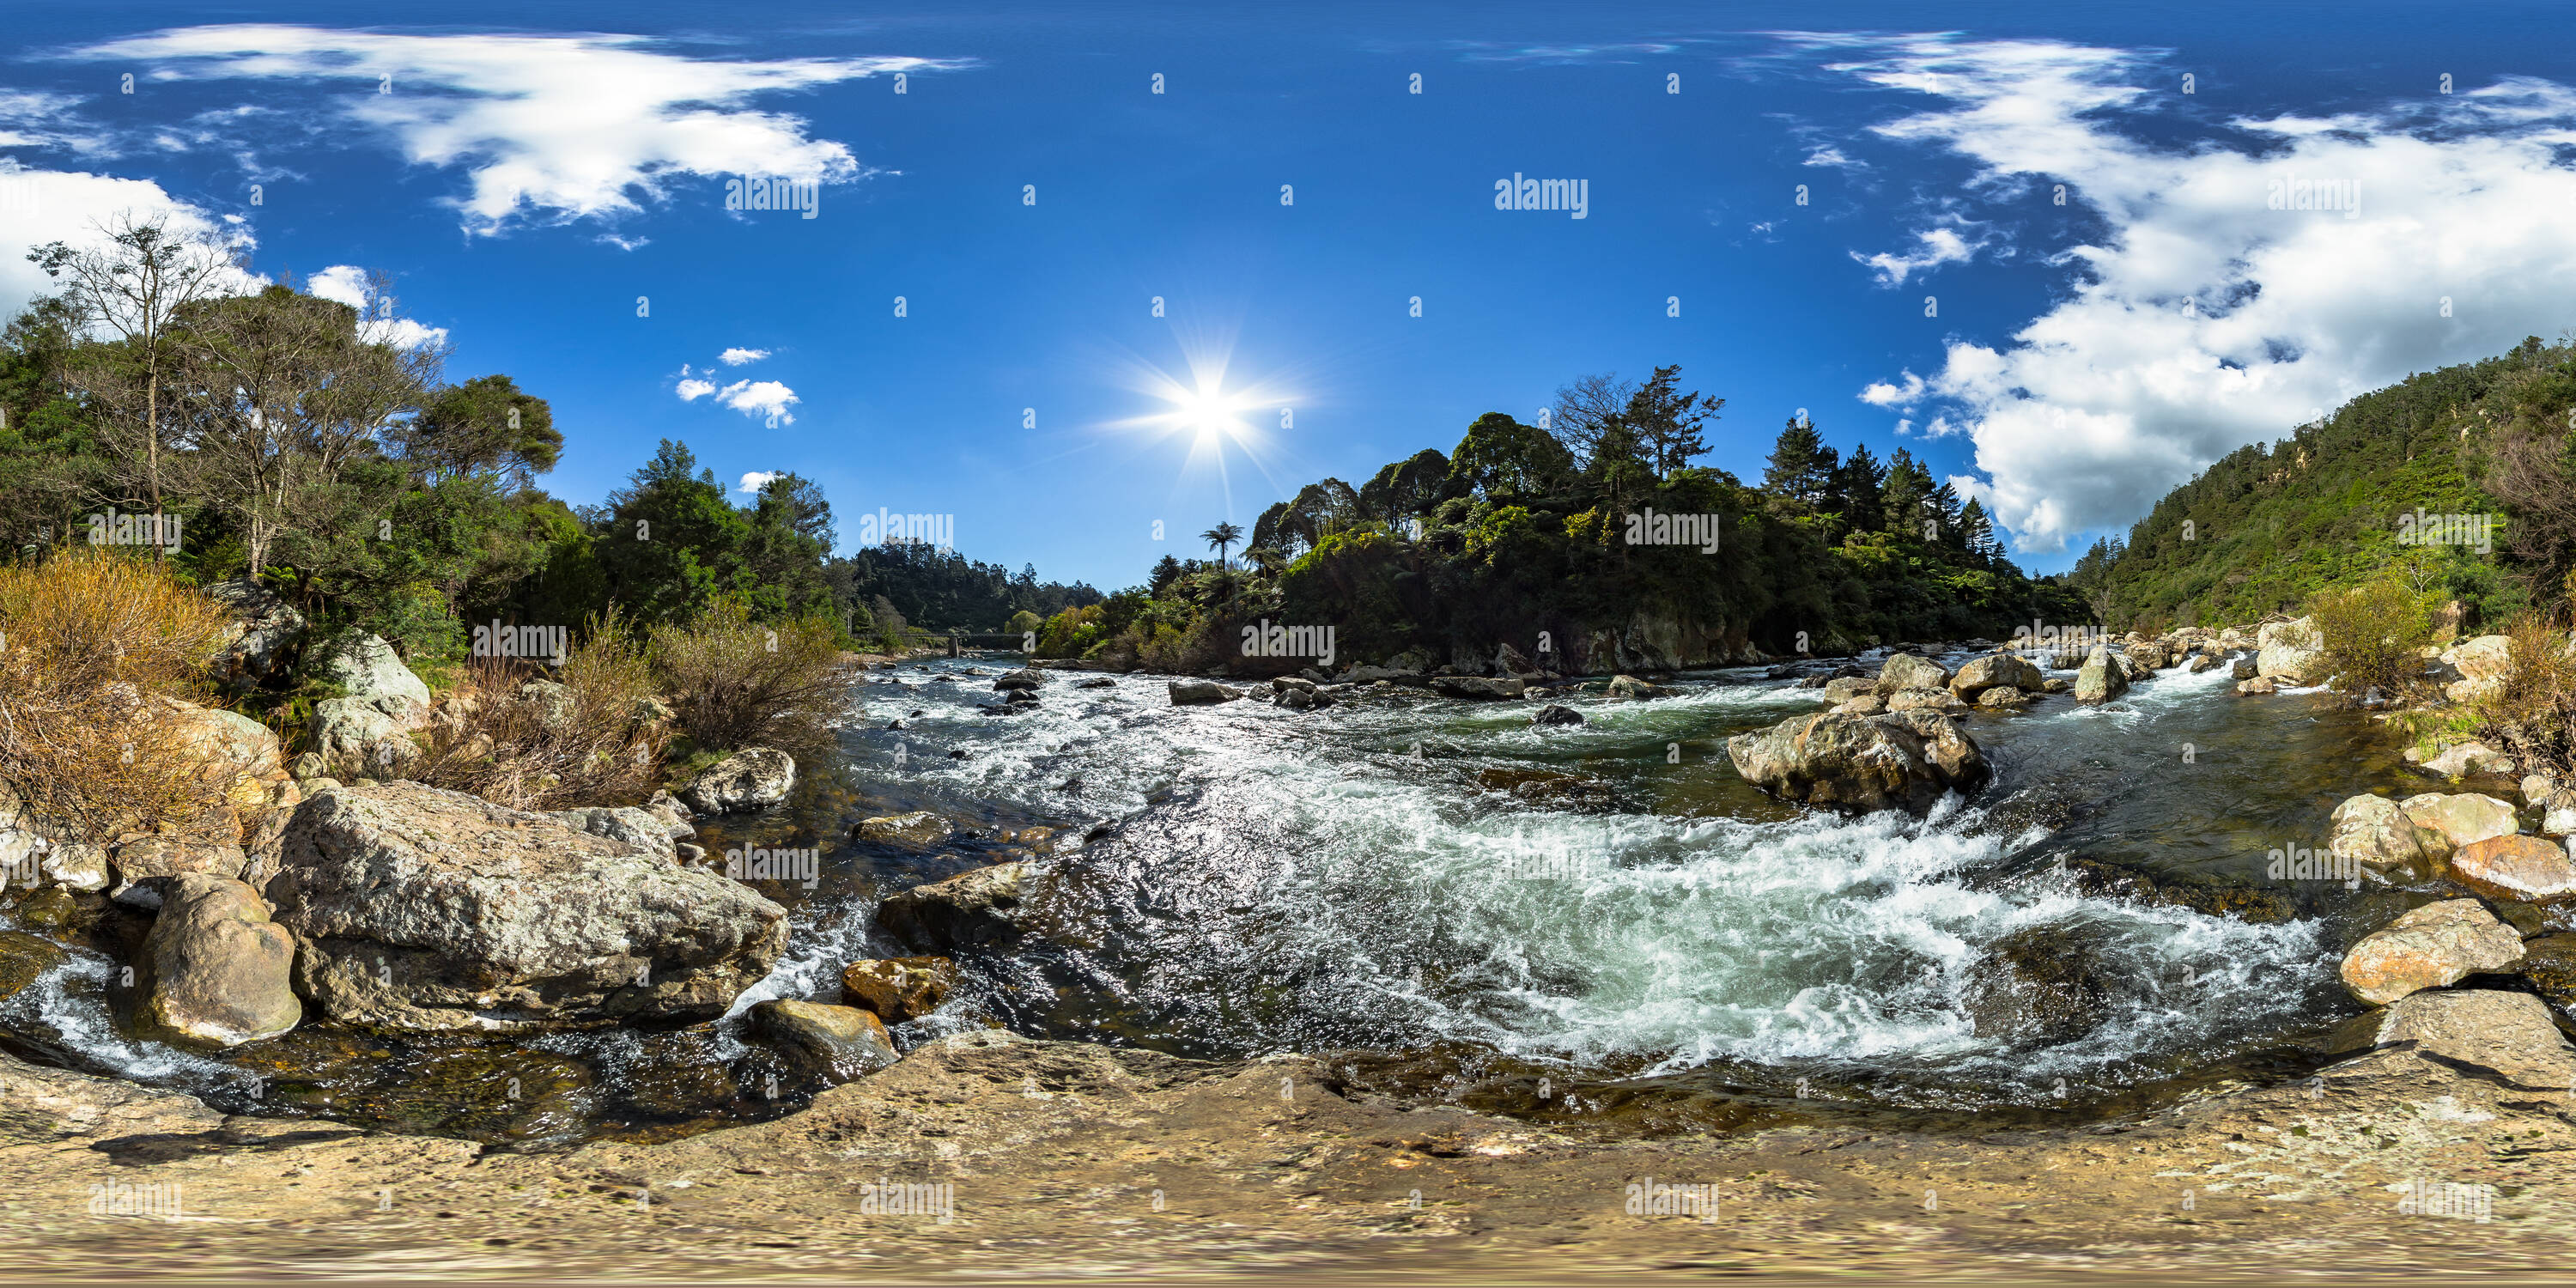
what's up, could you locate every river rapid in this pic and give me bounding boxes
[1,650,2420,1146]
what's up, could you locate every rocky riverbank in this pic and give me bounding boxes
[3,1015,2574,1281]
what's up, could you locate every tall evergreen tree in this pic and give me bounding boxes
[1762,416,1832,504]
[1958,497,2000,564]
[1880,447,1936,535]
[1828,441,1886,527]
[1622,365,1723,477]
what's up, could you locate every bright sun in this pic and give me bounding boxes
[1175,383,1248,443]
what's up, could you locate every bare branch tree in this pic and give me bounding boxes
[28,212,241,553]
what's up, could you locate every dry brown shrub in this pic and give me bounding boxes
[0,551,234,841]
[412,608,670,811]
[2472,614,2576,780]
[648,598,857,761]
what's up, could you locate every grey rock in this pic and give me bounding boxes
[140,874,301,1048]
[878,861,1030,951]
[1169,679,1244,705]
[1724,710,1990,814]
[206,580,306,689]
[544,806,678,863]
[270,782,788,1030]
[679,747,796,815]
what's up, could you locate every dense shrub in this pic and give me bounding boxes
[2473,616,2576,779]
[649,598,858,760]
[414,609,668,810]
[2308,574,2441,703]
[0,551,234,841]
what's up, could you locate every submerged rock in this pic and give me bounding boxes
[272,782,789,1031]
[0,929,66,1005]
[2337,899,2524,1005]
[1606,674,1677,701]
[855,811,955,848]
[841,955,960,1024]
[1431,675,1526,700]
[680,747,797,815]
[2234,677,2278,696]
[750,999,900,1078]
[1961,923,2113,1045]
[1529,703,1585,726]
[1724,710,1990,814]
[1169,679,1244,705]
[877,862,1030,952]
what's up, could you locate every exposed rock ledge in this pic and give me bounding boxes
[2,1020,2573,1278]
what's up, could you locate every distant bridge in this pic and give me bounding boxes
[946,633,1030,654]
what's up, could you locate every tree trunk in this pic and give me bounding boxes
[146,367,162,560]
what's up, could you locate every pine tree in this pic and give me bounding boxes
[1958,497,1999,564]
[1762,416,1831,503]
[1880,448,1935,535]
[1828,442,1885,528]
[1623,365,1724,477]
[1926,482,1965,550]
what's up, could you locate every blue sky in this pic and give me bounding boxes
[9,3,2576,589]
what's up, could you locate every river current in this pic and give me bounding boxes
[1,650,2415,1145]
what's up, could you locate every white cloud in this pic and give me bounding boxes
[1860,371,1927,407]
[0,162,263,321]
[1851,225,1982,286]
[718,347,770,365]
[0,91,115,155]
[675,377,716,401]
[305,264,449,349]
[714,379,798,425]
[737,471,780,493]
[65,25,963,235]
[1803,145,1862,168]
[1832,36,2576,553]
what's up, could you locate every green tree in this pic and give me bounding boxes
[1449,412,1574,501]
[1762,416,1832,504]
[1622,364,1723,477]
[1201,520,1243,570]
[596,439,754,626]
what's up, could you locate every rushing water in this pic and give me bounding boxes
[1,649,2427,1145]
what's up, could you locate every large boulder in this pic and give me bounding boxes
[2338,989,2576,1089]
[205,580,306,689]
[159,699,301,855]
[138,873,301,1048]
[1724,710,1990,815]
[2074,646,2129,703]
[1819,677,1876,704]
[748,999,900,1077]
[2446,834,2576,903]
[2337,899,2524,1005]
[270,782,789,1030]
[1950,654,2042,700]
[2327,794,2451,878]
[877,862,1030,952]
[1976,686,2031,710]
[544,806,679,864]
[1874,653,1952,696]
[2417,741,2518,780]
[2441,635,2514,703]
[679,747,796,815]
[841,955,959,1023]
[315,633,431,726]
[1607,674,1677,701]
[1885,687,1969,715]
[1168,679,1243,706]
[2399,793,2520,849]
[2256,617,2328,685]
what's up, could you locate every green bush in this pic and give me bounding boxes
[2307,572,2440,702]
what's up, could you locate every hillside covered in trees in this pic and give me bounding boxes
[1033,364,2085,671]
[2070,336,2576,632]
